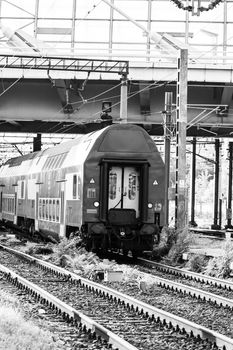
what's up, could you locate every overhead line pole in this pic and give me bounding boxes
[175,49,188,230]
[164,92,173,226]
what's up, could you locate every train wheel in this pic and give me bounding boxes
[131,250,139,259]
[29,223,35,237]
[85,239,92,252]
[122,249,129,257]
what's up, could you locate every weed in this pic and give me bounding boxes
[152,226,192,263]
[51,237,82,266]
[205,241,233,278]
[186,254,209,273]
[0,291,61,349]
[167,226,193,263]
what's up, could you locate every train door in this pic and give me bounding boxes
[108,166,140,217]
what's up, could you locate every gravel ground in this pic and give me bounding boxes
[0,249,226,350]
[104,279,233,336]
[0,276,110,350]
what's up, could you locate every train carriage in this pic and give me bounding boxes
[0,124,165,256]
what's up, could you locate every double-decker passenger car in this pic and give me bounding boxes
[0,124,165,256]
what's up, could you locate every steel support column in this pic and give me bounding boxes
[211,139,221,229]
[34,0,39,38]
[33,134,41,152]
[120,74,128,123]
[175,49,188,230]
[164,91,173,226]
[189,137,197,227]
[71,0,77,50]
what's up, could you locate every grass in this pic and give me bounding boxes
[0,290,61,350]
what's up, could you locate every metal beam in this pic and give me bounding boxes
[0,54,129,75]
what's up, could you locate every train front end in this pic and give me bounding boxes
[82,124,165,257]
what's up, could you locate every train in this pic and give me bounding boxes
[0,123,165,256]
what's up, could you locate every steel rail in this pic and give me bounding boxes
[138,257,233,290]
[140,271,233,309]
[1,244,233,349]
[0,263,137,350]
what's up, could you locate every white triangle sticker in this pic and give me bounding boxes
[153,180,158,185]
[90,178,95,184]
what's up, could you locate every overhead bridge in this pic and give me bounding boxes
[0,51,232,138]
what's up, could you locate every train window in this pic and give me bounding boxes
[45,199,48,220]
[78,175,81,199]
[20,181,25,199]
[49,157,56,169]
[3,197,14,214]
[109,171,117,200]
[53,155,59,168]
[49,199,52,221]
[43,157,53,170]
[87,188,96,198]
[56,154,67,169]
[128,173,137,200]
[38,199,42,219]
[73,175,77,199]
[3,198,6,212]
[56,200,60,222]
[52,199,56,221]
[42,199,45,219]
[0,192,2,212]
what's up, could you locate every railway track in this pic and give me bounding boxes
[0,275,114,350]
[0,244,233,349]
[137,257,233,294]
[0,263,136,349]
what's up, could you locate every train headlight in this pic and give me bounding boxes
[154,202,162,211]
[93,201,99,208]
[148,203,153,209]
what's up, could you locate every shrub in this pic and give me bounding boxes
[152,226,192,263]
[152,226,176,259]
[167,226,192,264]
[51,237,82,266]
[205,242,233,278]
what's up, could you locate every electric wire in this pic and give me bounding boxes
[0,1,232,146]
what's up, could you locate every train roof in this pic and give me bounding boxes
[0,124,161,177]
[2,129,103,168]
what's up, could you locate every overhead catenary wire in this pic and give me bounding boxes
[0,1,232,146]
